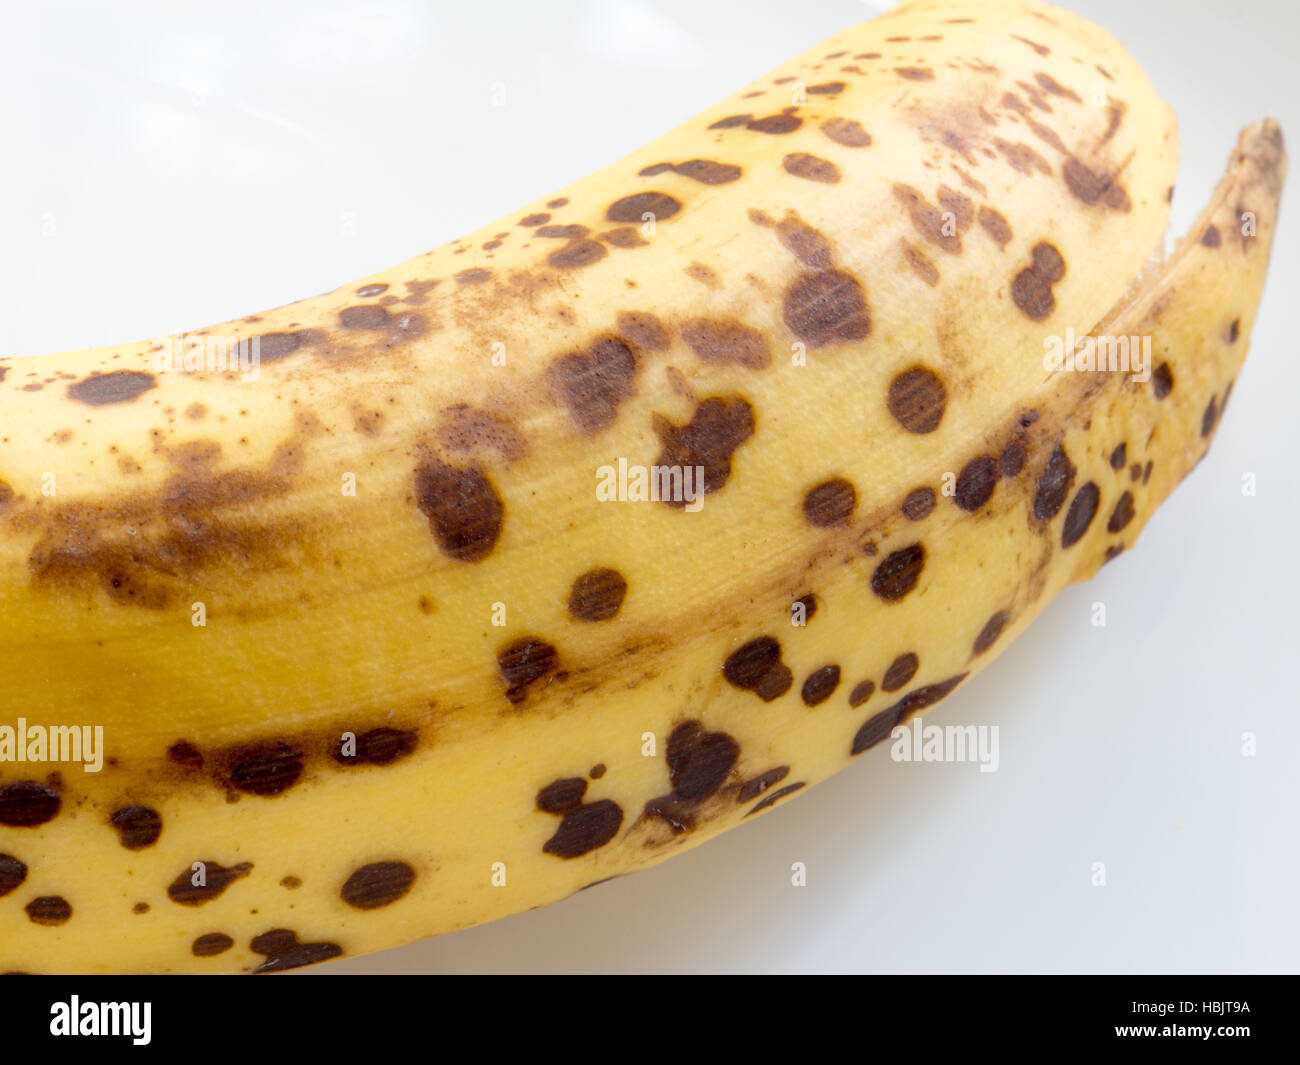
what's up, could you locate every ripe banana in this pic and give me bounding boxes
[0,0,1285,974]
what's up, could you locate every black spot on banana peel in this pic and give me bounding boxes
[0,0,1283,972]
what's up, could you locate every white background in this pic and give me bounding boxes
[1,0,1295,973]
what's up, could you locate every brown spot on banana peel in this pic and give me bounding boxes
[803,478,858,527]
[606,192,682,224]
[548,239,607,270]
[881,653,920,692]
[167,861,252,906]
[680,318,770,369]
[146,719,424,801]
[638,159,742,185]
[852,675,968,755]
[568,567,628,622]
[110,805,163,850]
[751,209,837,270]
[533,225,589,240]
[413,457,505,562]
[0,854,29,896]
[993,137,1052,176]
[902,241,941,286]
[1063,158,1132,211]
[227,743,305,796]
[538,778,624,857]
[26,896,73,926]
[643,721,740,833]
[0,781,61,827]
[614,310,671,352]
[192,933,234,958]
[893,184,962,254]
[652,396,755,505]
[723,637,794,702]
[783,152,841,183]
[972,612,1011,656]
[902,486,937,520]
[436,404,526,462]
[549,336,640,434]
[1011,242,1066,320]
[498,637,560,704]
[783,269,871,347]
[250,929,342,973]
[67,370,157,406]
[801,665,842,706]
[332,727,419,766]
[978,206,1013,246]
[340,861,417,910]
[820,117,871,147]
[17,428,315,609]
[745,112,803,135]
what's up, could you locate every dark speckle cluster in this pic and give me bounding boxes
[498,637,560,704]
[644,721,740,832]
[250,929,342,973]
[537,778,623,858]
[852,675,967,755]
[1011,242,1065,320]
[723,637,794,701]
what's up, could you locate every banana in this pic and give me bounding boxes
[0,0,1285,974]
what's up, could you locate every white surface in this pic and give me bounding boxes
[1,0,1296,974]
